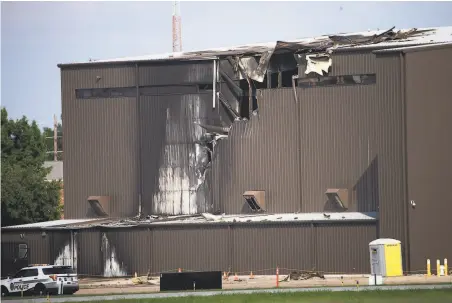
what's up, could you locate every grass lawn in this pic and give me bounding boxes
[86,289,452,303]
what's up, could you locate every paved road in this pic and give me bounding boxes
[6,284,452,303]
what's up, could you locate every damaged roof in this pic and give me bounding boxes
[1,219,105,230]
[2,212,377,230]
[58,26,452,67]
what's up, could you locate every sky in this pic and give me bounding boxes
[1,1,452,129]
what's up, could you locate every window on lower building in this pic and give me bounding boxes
[75,87,137,99]
[297,74,376,88]
[18,244,28,259]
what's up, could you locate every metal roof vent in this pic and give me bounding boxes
[325,189,349,210]
[87,196,110,217]
[243,190,265,212]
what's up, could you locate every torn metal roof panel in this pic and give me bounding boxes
[37,212,377,229]
[1,219,104,230]
[58,26,452,67]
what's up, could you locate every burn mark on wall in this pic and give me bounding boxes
[71,27,424,217]
[101,232,127,277]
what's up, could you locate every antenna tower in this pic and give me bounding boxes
[172,1,182,52]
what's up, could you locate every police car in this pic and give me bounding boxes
[1,265,79,297]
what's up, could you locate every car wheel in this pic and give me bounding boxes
[33,283,47,296]
[1,286,8,297]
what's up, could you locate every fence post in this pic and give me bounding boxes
[276,267,279,288]
[445,259,448,276]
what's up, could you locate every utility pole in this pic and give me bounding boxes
[53,114,58,161]
[172,1,182,52]
[46,114,62,161]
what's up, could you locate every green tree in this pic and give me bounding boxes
[1,107,62,226]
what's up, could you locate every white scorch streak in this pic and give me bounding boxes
[54,242,77,269]
[153,95,204,215]
[102,233,127,277]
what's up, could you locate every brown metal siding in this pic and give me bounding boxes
[69,222,375,275]
[215,89,301,214]
[298,85,379,212]
[405,47,452,271]
[139,62,212,86]
[315,223,376,273]
[298,52,376,77]
[151,226,229,272]
[105,229,152,276]
[61,67,139,218]
[62,65,136,88]
[140,93,218,215]
[232,224,313,274]
[329,52,376,76]
[373,54,406,244]
[50,231,71,265]
[76,230,102,276]
[1,231,50,265]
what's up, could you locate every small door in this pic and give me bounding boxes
[370,247,381,275]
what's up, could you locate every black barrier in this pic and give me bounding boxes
[160,271,222,291]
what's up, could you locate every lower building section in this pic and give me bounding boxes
[1,222,377,277]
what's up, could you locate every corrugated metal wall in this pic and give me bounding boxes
[76,230,103,276]
[151,226,229,273]
[214,89,301,214]
[105,229,152,276]
[50,231,71,265]
[139,62,212,86]
[298,85,379,213]
[404,46,452,271]
[138,61,233,216]
[1,231,50,265]
[298,52,376,77]
[232,224,313,274]
[373,54,405,244]
[315,223,376,273]
[214,52,382,214]
[214,84,381,214]
[61,65,139,218]
[2,223,376,276]
[140,94,217,215]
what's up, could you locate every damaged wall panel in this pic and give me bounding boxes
[232,224,313,275]
[140,94,224,215]
[298,85,379,213]
[61,66,140,219]
[50,231,75,268]
[139,60,238,216]
[298,52,376,78]
[214,89,301,214]
[151,226,229,272]
[103,229,152,276]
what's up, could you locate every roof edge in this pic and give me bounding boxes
[373,42,452,54]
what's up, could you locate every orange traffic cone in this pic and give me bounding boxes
[249,271,254,279]
[234,273,239,281]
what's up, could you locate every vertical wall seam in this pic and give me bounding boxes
[400,53,410,272]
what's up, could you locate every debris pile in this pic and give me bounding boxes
[281,270,326,282]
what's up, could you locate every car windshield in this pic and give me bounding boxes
[13,270,24,278]
[42,267,75,275]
